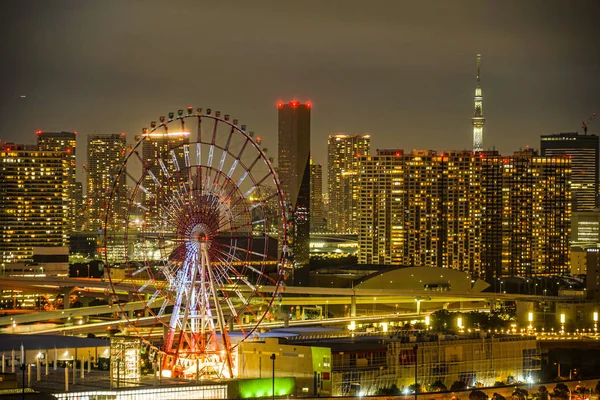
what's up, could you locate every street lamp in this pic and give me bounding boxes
[413,344,418,400]
[593,312,598,334]
[270,354,276,400]
[560,313,565,334]
[373,297,376,315]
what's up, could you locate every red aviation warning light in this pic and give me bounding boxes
[277,101,283,108]
[306,101,312,108]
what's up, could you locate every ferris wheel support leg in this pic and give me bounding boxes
[202,244,234,378]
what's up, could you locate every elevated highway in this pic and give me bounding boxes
[0,276,579,329]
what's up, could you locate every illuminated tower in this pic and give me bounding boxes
[36,131,78,232]
[0,144,69,264]
[327,134,371,233]
[85,134,128,232]
[472,54,485,152]
[278,100,311,281]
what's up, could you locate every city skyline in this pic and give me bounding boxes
[2,0,599,182]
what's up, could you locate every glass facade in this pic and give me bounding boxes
[278,101,311,269]
[541,132,599,211]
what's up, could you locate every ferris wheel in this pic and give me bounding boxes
[104,107,287,379]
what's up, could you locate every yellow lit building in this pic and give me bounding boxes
[85,134,128,233]
[0,144,69,265]
[501,149,571,276]
[134,130,190,232]
[327,134,371,233]
[358,149,571,279]
[36,131,79,233]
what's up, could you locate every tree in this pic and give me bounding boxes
[409,383,422,394]
[554,383,569,399]
[451,381,467,391]
[537,385,549,400]
[431,309,454,331]
[430,380,448,392]
[376,384,401,396]
[469,390,488,400]
[575,385,587,395]
[512,388,528,400]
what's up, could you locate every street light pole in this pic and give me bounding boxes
[270,354,276,400]
[414,344,418,400]
[20,363,26,400]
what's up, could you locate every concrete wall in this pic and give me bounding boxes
[237,338,332,397]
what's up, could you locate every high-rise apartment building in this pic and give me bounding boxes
[36,131,78,232]
[278,101,311,269]
[85,134,128,232]
[540,132,599,211]
[327,134,371,233]
[501,149,571,276]
[0,144,69,265]
[309,158,324,232]
[358,149,571,278]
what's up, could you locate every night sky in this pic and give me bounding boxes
[2,0,599,185]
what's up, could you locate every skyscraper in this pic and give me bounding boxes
[472,54,485,152]
[36,131,78,232]
[540,132,599,211]
[85,134,128,232]
[309,158,324,232]
[327,134,371,233]
[501,149,571,276]
[0,144,69,265]
[135,130,190,228]
[278,100,311,278]
[358,149,571,278]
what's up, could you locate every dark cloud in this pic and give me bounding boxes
[1,0,599,183]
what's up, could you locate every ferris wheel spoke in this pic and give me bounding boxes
[158,157,171,179]
[213,244,277,285]
[183,144,191,168]
[217,127,235,174]
[170,149,181,172]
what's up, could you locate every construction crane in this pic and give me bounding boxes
[583,112,597,135]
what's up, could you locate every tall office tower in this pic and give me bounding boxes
[541,132,599,211]
[0,144,69,264]
[309,158,324,232]
[278,100,311,271]
[36,131,78,232]
[501,149,571,276]
[472,54,485,152]
[134,130,190,228]
[327,134,371,233]
[85,134,128,232]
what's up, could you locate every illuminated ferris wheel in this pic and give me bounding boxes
[104,107,287,379]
